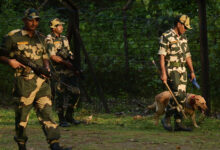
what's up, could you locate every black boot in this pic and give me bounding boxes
[65,107,80,125]
[161,116,172,131]
[17,142,26,150]
[58,109,70,127]
[50,142,72,150]
[71,118,81,125]
[174,119,192,132]
[59,121,70,127]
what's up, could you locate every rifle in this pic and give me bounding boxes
[14,55,57,79]
[56,49,84,80]
[150,57,187,119]
[15,55,80,94]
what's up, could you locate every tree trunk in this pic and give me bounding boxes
[122,0,134,90]
[122,10,129,79]
[197,0,210,115]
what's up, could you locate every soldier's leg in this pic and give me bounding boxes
[55,81,70,127]
[63,76,81,125]
[65,91,80,125]
[14,100,33,150]
[35,96,60,143]
[56,93,65,122]
[35,98,72,150]
[173,71,191,131]
[14,76,43,149]
[35,81,64,147]
[161,70,181,131]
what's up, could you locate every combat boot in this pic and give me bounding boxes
[59,121,71,127]
[65,107,81,125]
[65,117,81,125]
[17,142,26,150]
[174,119,192,132]
[58,110,70,127]
[71,118,81,125]
[50,142,72,150]
[161,116,172,131]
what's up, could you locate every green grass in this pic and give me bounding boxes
[0,107,220,150]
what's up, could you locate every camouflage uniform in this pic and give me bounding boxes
[1,28,61,145]
[45,31,80,125]
[158,28,191,122]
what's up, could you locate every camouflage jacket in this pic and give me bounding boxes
[158,28,191,69]
[45,33,74,75]
[1,29,48,77]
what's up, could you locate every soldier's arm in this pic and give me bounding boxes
[0,56,25,69]
[186,57,195,81]
[158,35,168,83]
[43,59,50,71]
[185,39,195,81]
[50,55,73,69]
[0,36,25,69]
[159,55,167,83]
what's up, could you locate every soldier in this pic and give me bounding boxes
[158,15,196,131]
[45,18,80,127]
[0,8,71,150]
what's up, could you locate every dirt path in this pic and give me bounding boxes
[0,125,220,150]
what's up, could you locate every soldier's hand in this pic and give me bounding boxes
[190,72,196,81]
[161,73,167,83]
[8,59,26,69]
[41,67,51,79]
[65,62,73,69]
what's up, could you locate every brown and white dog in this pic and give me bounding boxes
[147,91,208,128]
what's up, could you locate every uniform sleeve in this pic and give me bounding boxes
[42,43,49,60]
[45,36,56,57]
[158,35,169,56]
[0,35,13,57]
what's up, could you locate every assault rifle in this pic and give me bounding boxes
[0,46,55,79]
[56,49,84,80]
[0,47,80,94]
[14,55,57,79]
[15,55,79,94]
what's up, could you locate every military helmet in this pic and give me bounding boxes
[50,18,65,29]
[178,15,192,30]
[24,8,40,20]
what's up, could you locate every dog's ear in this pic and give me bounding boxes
[190,95,196,106]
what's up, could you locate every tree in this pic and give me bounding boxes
[197,0,210,114]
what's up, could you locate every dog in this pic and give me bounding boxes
[147,91,208,128]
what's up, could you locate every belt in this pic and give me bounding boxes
[169,62,185,67]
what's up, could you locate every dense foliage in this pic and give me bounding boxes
[0,0,219,112]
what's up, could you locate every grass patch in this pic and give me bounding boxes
[0,107,220,150]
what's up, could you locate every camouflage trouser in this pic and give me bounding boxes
[54,75,80,122]
[166,67,187,121]
[13,75,60,144]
